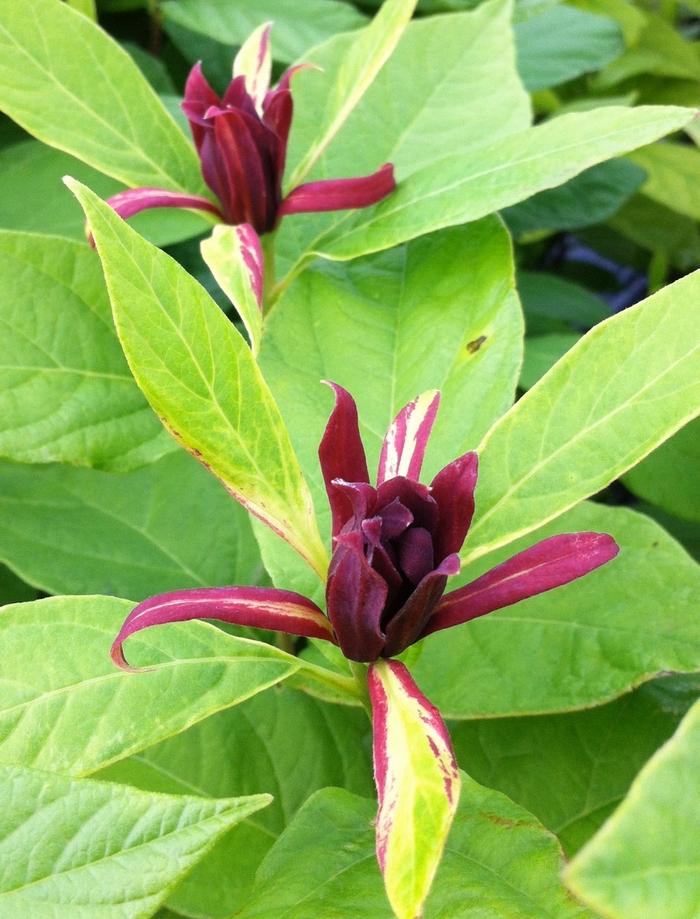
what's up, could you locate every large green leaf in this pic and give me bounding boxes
[413,501,700,717]
[517,271,609,335]
[161,0,367,65]
[0,0,203,191]
[0,564,38,606]
[515,4,624,91]
[0,451,262,600]
[99,686,373,918]
[629,141,700,221]
[0,231,175,471]
[286,0,417,189]
[258,219,522,596]
[0,762,269,919]
[609,193,700,271]
[70,179,328,578]
[237,779,592,918]
[566,698,700,919]
[520,333,581,389]
[450,674,699,856]
[0,595,299,775]
[307,104,693,262]
[0,141,208,245]
[466,270,700,561]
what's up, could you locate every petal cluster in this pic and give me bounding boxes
[110,384,619,669]
[102,24,395,238]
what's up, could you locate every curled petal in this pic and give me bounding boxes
[430,451,478,560]
[383,554,460,658]
[105,188,223,222]
[423,532,620,638]
[278,163,396,217]
[326,531,387,662]
[111,586,334,670]
[182,62,220,150]
[319,382,370,537]
[377,390,440,486]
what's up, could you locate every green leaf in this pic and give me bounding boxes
[0,230,177,471]
[609,193,700,271]
[517,271,609,334]
[413,501,700,717]
[201,225,263,356]
[466,270,700,562]
[624,418,700,523]
[503,159,646,236]
[0,141,209,245]
[0,595,299,775]
[0,0,203,191]
[0,450,262,600]
[629,141,700,221]
[65,0,96,17]
[258,219,522,596]
[237,779,592,918]
[98,686,373,918]
[520,333,581,389]
[286,0,417,189]
[161,0,367,64]
[450,674,698,856]
[595,12,700,86]
[0,762,270,918]
[515,4,624,91]
[69,179,328,579]
[566,697,700,919]
[310,104,694,261]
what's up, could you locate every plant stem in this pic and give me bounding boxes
[349,661,372,718]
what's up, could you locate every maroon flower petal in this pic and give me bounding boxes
[278,163,395,217]
[422,532,620,638]
[396,526,434,586]
[330,479,377,525]
[182,62,220,151]
[378,498,413,540]
[111,586,334,671]
[105,188,223,223]
[262,88,293,177]
[326,531,387,662]
[430,451,479,561]
[377,390,440,486]
[376,477,438,533]
[382,554,460,658]
[235,223,264,307]
[319,382,370,537]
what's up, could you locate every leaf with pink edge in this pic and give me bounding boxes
[369,659,460,919]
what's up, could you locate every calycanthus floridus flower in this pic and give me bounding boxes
[110,385,619,916]
[104,24,395,239]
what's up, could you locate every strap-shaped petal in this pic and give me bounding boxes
[105,188,223,222]
[369,659,460,919]
[319,382,370,538]
[377,389,440,485]
[423,532,619,638]
[182,62,220,150]
[278,163,395,217]
[430,451,478,560]
[112,586,333,670]
[233,22,272,114]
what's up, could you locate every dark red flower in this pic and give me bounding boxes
[102,24,395,237]
[110,384,619,668]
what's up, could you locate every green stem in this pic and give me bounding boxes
[350,661,372,718]
[293,659,362,702]
[261,232,277,310]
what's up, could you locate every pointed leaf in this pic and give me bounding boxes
[113,585,333,668]
[0,0,203,191]
[312,105,695,261]
[566,698,700,919]
[465,270,700,562]
[0,763,270,918]
[369,659,460,919]
[69,179,328,578]
[0,596,299,775]
[286,0,417,188]
[201,223,264,355]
